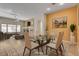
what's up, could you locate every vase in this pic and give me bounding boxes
[70,32,75,45]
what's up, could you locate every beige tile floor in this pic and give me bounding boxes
[63,41,78,56]
[0,38,79,56]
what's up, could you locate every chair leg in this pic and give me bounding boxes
[56,49,58,56]
[38,48,40,54]
[59,46,63,55]
[46,46,48,55]
[41,47,44,54]
[29,50,32,56]
[50,47,52,52]
[23,47,26,56]
[61,43,64,50]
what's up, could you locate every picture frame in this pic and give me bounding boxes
[52,16,67,28]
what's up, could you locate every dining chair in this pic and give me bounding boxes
[50,30,59,44]
[23,31,39,56]
[46,32,64,55]
[51,31,64,53]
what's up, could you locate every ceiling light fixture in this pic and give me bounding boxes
[59,3,64,5]
[46,8,51,11]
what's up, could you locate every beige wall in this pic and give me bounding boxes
[77,4,79,45]
[46,6,77,41]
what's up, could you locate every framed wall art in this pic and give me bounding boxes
[52,16,67,28]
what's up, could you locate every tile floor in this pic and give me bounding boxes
[0,38,78,56]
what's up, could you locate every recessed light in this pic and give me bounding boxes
[46,8,51,11]
[59,3,64,5]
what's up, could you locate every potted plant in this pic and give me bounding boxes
[70,24,75,32]
[70,24,76,44]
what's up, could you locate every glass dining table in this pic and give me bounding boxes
[30,34,55,54]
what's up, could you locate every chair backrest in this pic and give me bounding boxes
[24,31,31,49]
[52,32,59,43]
[56,32,64,49]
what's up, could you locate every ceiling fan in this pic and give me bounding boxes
[47,3,59,8]
[51,3,56,5]
[51,3,64,6]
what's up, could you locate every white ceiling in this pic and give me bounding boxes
[0,3,77,20]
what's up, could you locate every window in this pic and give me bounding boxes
[17,25,21,32]
[8,24,16,32]
[1,24,7,33]
[1,24,21,33]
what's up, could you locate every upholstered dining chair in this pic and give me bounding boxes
[46,32,64,55]
[23,31,39,56]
